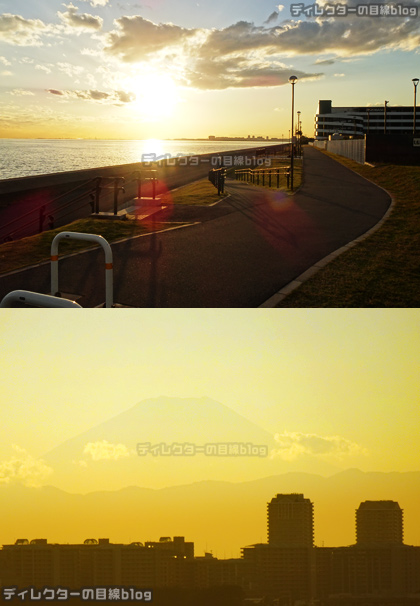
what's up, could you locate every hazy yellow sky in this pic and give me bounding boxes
[0,309,418,491]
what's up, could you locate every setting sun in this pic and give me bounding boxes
[130,73,179,121]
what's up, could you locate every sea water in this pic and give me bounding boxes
[0,139,281,181]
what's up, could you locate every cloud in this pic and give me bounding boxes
[46,88,135,104]
[104,17,322,90]
[105,15,198,62]
[0,13,52,46]
[8,88,35,95]
[264,11,279,24]
[83,440,131,461]
[81,0,110,5]
[0,446,53,487]
[35,64,52,74]
[0,56,11,66]
[315,58,336,65]
[103,7,420,91]
[57,61,85,77]
[270,431,368,461]
[47,88,65,95]
[58,3,103,32]
[183,57,322,90]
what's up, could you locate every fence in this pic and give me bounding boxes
[235,167,290,189]
[0,171,158,243]
[313,138,366,164]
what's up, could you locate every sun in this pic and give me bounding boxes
[129,73,179,121]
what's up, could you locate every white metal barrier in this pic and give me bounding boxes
[0,290,82,308]
[313,138,366,164]
[51,232,113,308]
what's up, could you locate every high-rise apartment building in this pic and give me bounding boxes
[356,500,404,545]
[267,493,314,548]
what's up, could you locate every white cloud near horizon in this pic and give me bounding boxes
[46,88,135,104]
[0,446,53,486]
[271,431,368,461]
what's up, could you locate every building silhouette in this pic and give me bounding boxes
[1,497,420,605]
[267,493,314,547]
[356,500,404,545]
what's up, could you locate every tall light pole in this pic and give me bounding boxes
[289,75,298,191]
[412,78,419,135]
[384,100,389,134]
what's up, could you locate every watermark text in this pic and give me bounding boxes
[136,442,268,457]
[290,2,418,16]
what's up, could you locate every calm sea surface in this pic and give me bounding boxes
[0,139,282,181]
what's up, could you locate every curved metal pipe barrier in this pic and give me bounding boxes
[51,232,113,308]
[0,290,82,308]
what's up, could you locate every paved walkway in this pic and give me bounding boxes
[0,147,391,307]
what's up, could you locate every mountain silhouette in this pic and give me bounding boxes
[42,396,338,491]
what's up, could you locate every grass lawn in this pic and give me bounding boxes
[164,178,225,205]
[0,217,180,276]
[277,150,420,307]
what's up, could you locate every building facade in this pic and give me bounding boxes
[315,100,420,138]
[267,493,314,548]
[356,500,404,545]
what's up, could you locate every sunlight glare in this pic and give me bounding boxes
[130,73,178,121]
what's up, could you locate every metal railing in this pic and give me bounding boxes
[208,168,226,194]
[235,167,290,189]
[1,177,100,243]
[0,170,161,243]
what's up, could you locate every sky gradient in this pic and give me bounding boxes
[0,309,418,492]
[1,0,420,139]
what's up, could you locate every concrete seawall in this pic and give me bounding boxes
[0,144,286,242]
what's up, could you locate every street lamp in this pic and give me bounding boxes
[289,75,298,191]
[384,100,389,134]
[412,78,419,135]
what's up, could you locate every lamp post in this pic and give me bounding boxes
[412,78,419,135]
[384,100,389,134]
[289,75,298,191]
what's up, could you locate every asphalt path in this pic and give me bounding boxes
[0,147,391,307]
